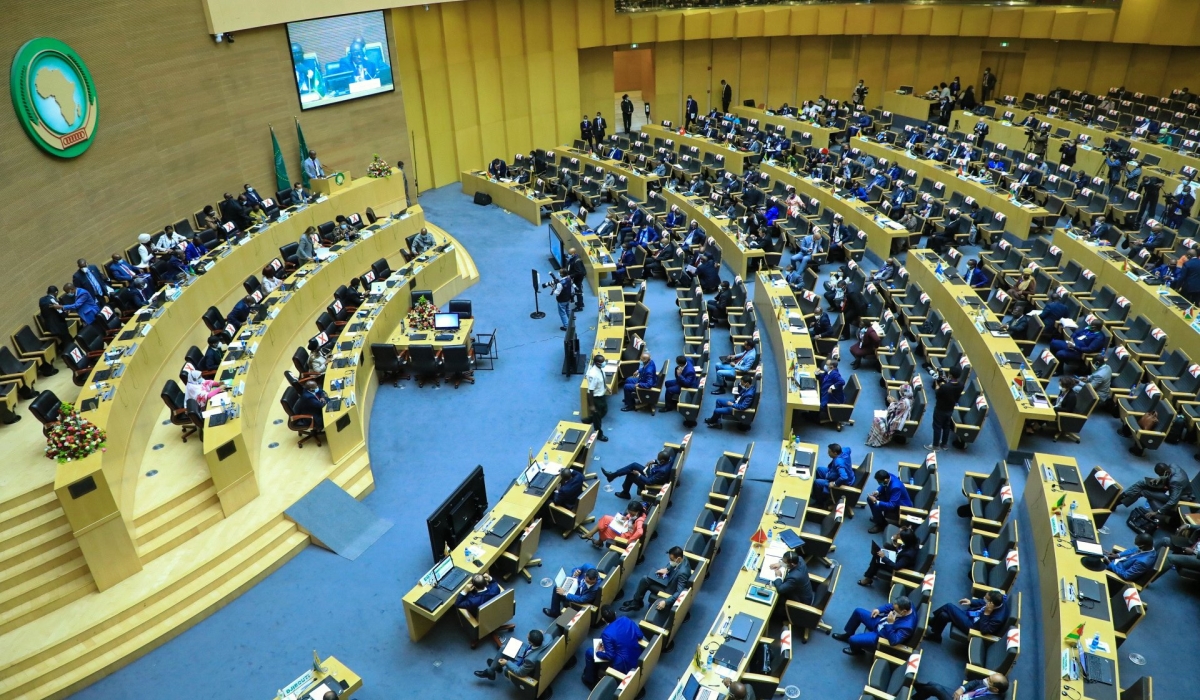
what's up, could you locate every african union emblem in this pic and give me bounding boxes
[10,38,99,158]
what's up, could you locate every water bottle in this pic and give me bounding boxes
[767,527,774,543]
[542,451,549,464]
[705,650,714,671]
[1069,500,1077,517]
[983,547,990,559]
[1090,632,1101,651]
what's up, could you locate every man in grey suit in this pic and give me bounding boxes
[770,550,814,605]
[474,629,544,680]
[620,546,691,611]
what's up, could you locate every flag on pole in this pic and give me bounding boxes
[1065,622,1085,644]
[750,527,767,545]
[1054,494,1066,510]
[270,126,290,193]
[296,118,311,188]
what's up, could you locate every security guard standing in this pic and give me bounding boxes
[621,94,634,133]
[585,355,610,442]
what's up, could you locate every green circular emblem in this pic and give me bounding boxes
[10,38,99,158]
[334,171,346,186]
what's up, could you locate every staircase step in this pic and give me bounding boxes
[0,537,82,587]
[0,573,95,637]
[136,500,224,564]
[0,492,61,538]
[134,484,220,546]
[132,480,215,535]
[0,521,76,576]
[0,520,307,700]
[0,557,91,614]
[0,485,55,524]
[0,508,71,553]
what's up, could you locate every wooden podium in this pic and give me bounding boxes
[311,171,351,196]
[54,453,142,590]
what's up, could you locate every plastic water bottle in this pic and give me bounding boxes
[542,451,549,463]
[705,651,714,671]
[767,527,774,543]
[1069,500,1077,517]
[1089,633,1101,651]
[983,547,990,559]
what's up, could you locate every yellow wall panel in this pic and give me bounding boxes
[1165,48,1200,95]
[1088,42,1133,94]
[552,0,580,52]
[763,8,791,37]
[930,8,962,37]
[766,37,799,107]
[873,6,903,35]
[857,38,889,99]
[579,47,615,123]
[990,9,1024,38]
[1150,0,1200,46]
[630,14,656,44]
[886,35,919,90]
[711,39,742,107]
[736,9,765,38]
[577,0,603,48]
[826,37,858,102]
[1082,11,1116,43]
[1019,41,1058,97]
[683,39,713,113]
[1020,9,1055,39]
[916,38,951,94]
[1051,10,1086,41]
[1126,44,1172,94]
[657,13,684,43]
[818,7,846,36]
[684,12,711,41]
[603,0,632,47]
[796,36,830,99]
[960,8,993,36]
[1112,0,1157,44]
[739,38,770,109]
[1051,42,1093,94]
[902,8,934,36]
[844,6,875,35]
[949,37,984,97]
[790,7,820,36]
[654,41,684,125]
[710,10,736,39]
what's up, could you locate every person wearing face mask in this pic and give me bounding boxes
[295,380,328,433]
[925,589,1008,643]
[859,528,919,587]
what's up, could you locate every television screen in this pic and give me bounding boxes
[287,11,394,110]
[549,228,564,268]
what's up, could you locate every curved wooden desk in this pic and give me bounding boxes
[551,211,615,294]
[754,272,821,435]
[580,286,628,420]
[656,187,764,280]
[552,146,664,202]
[733,106,839,149]
[642,125,751,176]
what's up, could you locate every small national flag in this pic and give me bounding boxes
[1066,622,1085,644]
[1054,494,1066,510]
[1186,306,1196,321]
[750,528,767,545]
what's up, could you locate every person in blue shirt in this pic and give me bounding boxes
[789,232,820,270]
[621,350,657,411]
[551,466,586,507]
[848,114,872,138]
[817,359,846,413]
[1039,291,1072,332]
[59,283,99,325]
[663,354,698,411]
[200,335,223,373]
[1126,222,1165,258]
[1103,533,1158,581]
[227,294,255,330]
[815,443,854,504]
[184,235,208,263]
[612,242,637,286]
[851,183,870,201]
[633,224,659,251]
[606,145,623,161]
[455,573,501,616]
[1050,317,1107,364]
[867,469,914,533]
[107,254,150,286]
[1147,254,1177,285]
[72,259,111,302]
[544,565,601,617]
[582,607,646,688]
[295,380,328,432]
[965,259,991,289]
[706,375,756,428]
[475,628,544,680]
[784,263,806,291]
[832,595,916,655]
[602,449,675,499]
[682,220,705,247]
[926,589,1007,643]
[904,130,924,149]
[763,201,781,227]
[867,172,888,191]
[891,182,915,209]
[664,206,685,230]
[712,340,758,393]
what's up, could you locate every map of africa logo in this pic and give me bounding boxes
[10,38,99,158]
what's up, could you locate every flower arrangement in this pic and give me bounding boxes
[366,154,391,179]
[406,296,439,331]
[45,403,107,463]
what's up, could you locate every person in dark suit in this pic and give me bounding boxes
[685,95,699,129]
[621,94,634,133]
[39,286,72,347]
[593,112,607,146]
[107,254,149,287]
[720,79,733,113]
[295,380,328,432]
[73,259,110,303]
[706,375,756,428]
[487,158,508,179]
[455,573,500,615]
[769,550,814,605]
[859,529,919,587]
[621,351,657,411]
[561,247,587,311]
[220,193,250,229]
[227,295,254,330]
[289,182,315,206]
[551,466,586,507]
[602,449,675,499]
[832,595,916,655]
[544,566,601,617]
[580,115,593,148]
[242,184,264,207]
[474,629,544,680]
[621,546,691,611]
[926,589,1007,643]
[695,255,721,294]
[663,354,698,410]
[867,469,914,534]
[200,335,223,373]
[339,39,379,82]
[913,673,1009,700]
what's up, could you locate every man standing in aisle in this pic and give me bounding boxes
[561,247,587,312]
[981,67,997,103]
[593,112,608,149]
[552,274,575,331]
[685,95,699,130]
[621,94,635,133]
[585,355,610,442]
[721,79,733,114]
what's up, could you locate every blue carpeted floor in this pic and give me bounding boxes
[71,184,1199,700]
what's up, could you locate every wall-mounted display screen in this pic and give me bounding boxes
[287,11,394,110]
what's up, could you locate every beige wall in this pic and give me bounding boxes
[0,0,412,338]
[614,48,655,96]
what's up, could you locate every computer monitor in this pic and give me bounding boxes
[425,465,488,562]
[433,313,460,331]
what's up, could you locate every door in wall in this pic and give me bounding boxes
[981,51,1026,101]
[614,48,654,134]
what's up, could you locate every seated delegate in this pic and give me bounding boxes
[621,350,657,412]
[551,466,585,508]
[859,529,918,588]
[769,550,814,605]
[582,607,644,688]
[582,501,646,548]
[925,589,1007,643]
[543,565,601,617]
[832,594,916,655]
[913,673,1009,700]
[601,449,674,500]
[815,443,854,506]
[620,545,690,612]
[662,354,698,411]
[473,629,543,681]
[867,469,913,534]
[455,574,500,616]
[705,375,756,429]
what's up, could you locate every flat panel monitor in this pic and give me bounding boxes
[425,465,488,562]
[433,313,460,330]
[287,11,395,110]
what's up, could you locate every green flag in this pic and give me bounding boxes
[296,117,311,187]
[271,126,290,192]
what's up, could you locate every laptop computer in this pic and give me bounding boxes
[1068,517,1096,542]
[415,587,451,612]
[1056,464,1081,486]
[602,338,621,352]
[431,556,470,592]
[559,428,584,447]
[728,613,755,642]
[490,514,520,539]
[713,642,745,670]
[1081,652,1115,685]
[1076,576,1105,604]
[680,675,718,700]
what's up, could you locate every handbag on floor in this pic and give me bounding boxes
[1126,506,1157,535]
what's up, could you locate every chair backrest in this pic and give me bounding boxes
[442,345,472,371]
[29,390,62,424]
[448,299,473,318]
[161,379,185,410]
[371,343,401,372]
[1111,585,1144,634]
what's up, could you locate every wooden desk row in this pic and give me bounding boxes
[850,137,1052,238]
[760,162,910,260]
[1050,229,1200,355]
[322,219,468,465]
[551,147,663,202]
[907,252,1056,451]
[642,124,752,175]
[460,170,552,225]
[551,212,616,294]
[580,286,629,421]
[670,440,818,697]
[883,92,940,123]
[401,420,595,641]
[272,655,363,700]
[1025,453,1126,700]
[656,186,765,280]
[733,106,840,149]
[754,273,821,436]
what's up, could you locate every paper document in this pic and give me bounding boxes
[608,514,631,535]
[501,636,524,659]
[1075,540,1104,555]
[592,639,605,662]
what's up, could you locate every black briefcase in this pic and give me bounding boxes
[473,192,492,206]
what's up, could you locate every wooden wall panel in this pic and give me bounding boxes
[739,38,770,109]
[1089,42,1134,95]
[886,36,920,92]
[1051,42,1094,96]
[710,10,736,39]
[916,38,952,95]
[873,6,904,35]
[960,8,993,37]
[856,38,889,101]
[766,37,800,108]
[790,7,820,36]
[826,37,858,103]
[930,8,963,37]
[602,0,632,46]
[682,39,712,113]
[579,47,615,124]
[577,0,604,48]
[1019,41,1059,98]
[795,37,829,100]
[736,9,765,38]
[817,6,846,36]
[654,41,684,125]
[762,7,791,37]
[949,37,984,97]
[1020,9,1056,40]
[1126,44,1172,95]
[902,8,934,36]
[844,6,875,35]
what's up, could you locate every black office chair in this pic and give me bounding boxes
[370,343,408,386]
[0,347,37,399]
[317,221,336,241]
[442,345,475,388]
[281,386,323,447]
[243,275,261,295]
[411,289,434,306]
[406,345,443,387]
[160,379,198,442]
[61,342,94,386]
[202,306,226,336]
[371,258,392,280]
[472,329,498,370]
[365,207,379,224]
[448,299,473,319]
[29,390,62,435]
